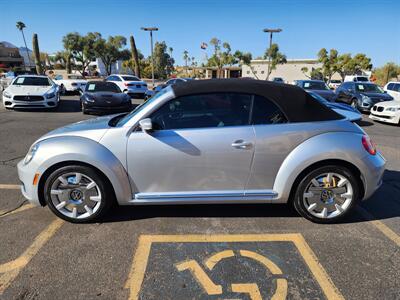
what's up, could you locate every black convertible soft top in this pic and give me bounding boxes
[172,79,343,122]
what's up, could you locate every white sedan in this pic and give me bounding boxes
[105,74,148,98]
[384,81,400,101]
[54,74,87,93]
[2,75,60,109]
[370,100,400,125]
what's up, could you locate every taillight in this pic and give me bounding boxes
[124,82,129,86]
[362,135,376,155]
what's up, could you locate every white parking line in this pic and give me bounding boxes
[0,184,20,190]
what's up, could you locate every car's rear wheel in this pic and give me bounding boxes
[43,165,114,223]
[292,165,360,223]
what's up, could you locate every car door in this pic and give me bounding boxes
[127,92,255,199]
[336,82,353,103]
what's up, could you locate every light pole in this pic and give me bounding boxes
[141,27,158,87]
[263,28,282,80]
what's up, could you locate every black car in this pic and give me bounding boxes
[335,82,393,112]
[294,80,336,101]
[145,78,193,100]
[80,81,132,115]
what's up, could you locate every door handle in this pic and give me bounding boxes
[231,140,252,149]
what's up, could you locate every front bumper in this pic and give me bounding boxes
[83,102,132,114]
[370,112,400,124]
[17,159,41,206]
[3,95,58,109]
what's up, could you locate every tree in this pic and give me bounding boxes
[183,50,189,74]
[129,35,141,77]
[93,35,128,75]
[62,32,98,77]
[55,51,72,73]
[152,41,174,79]
[317,48,338,82]
[264,43,286,80]
[207,38,235,78]
[301,67,324,80]
[373,63,400,86]
[234,50,257,79]
[32,34,43,74]
[16,21,32,69]
[335,53,372,81]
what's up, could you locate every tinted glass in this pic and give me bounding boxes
[394,84,400,92]
[85,82,121,93]
[150,93,252,130]
[251,95,287,125]
[122,76,140,81]
[387,83,394,90]
[355,84,384,93]
[13,76,51,86]
[302,81,329,90]
[356,77,369,82]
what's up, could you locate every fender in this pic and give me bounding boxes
[32,136,132,205]
[272,131,374,202]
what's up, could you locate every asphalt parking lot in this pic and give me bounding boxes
[0,95,399,300]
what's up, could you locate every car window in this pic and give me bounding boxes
[355,77,369,82]
[122,76,140,81]
[387,83,394,90]
[394,84,400,92]
[86,82,121,93]
[355,84,384,93]
[12,76,51,86]
[150,93,252,130]
[302,81,329,90]
[251,95,287,125]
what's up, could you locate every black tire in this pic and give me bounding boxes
[292,165,360,223]
[43,165,114,223]
[351,98,358,109]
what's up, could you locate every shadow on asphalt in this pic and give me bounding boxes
[356,119,374,127]
[99,170,400,224]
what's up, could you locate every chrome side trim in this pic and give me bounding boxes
[130,190,278,205]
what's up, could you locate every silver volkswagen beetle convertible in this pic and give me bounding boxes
[17,79,386,223]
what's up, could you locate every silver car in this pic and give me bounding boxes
[17,79,386,223]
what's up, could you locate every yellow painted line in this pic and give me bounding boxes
[0,204,35,218]
[0,184,20,190]
[272,279,288,300]
[176,260,222,295]
[239,250,283,275]
[204,250,234,270]
[231,283,262,300]
[357,207,400,247]
[0,219,63,294]
[125,234,343,300]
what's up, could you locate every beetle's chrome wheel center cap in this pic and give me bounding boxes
[70,189,83,203]
[321,189,334,204]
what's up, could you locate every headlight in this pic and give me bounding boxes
[45,89,56,99]
[3,91,12,98]
[24,143,40,165]
[361,95,371,104]
[84,94,95,102]
[386,107,400,112]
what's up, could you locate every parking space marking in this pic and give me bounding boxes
[0,219,63,294]
[357,207,400,247]
[125,234,343,300]
[0,184,20,190]
[0,204,35,218]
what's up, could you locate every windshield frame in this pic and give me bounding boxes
[12,76,52,86]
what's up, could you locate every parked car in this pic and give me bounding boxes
[294,80,336,101]
[335,82,393,112]
[328,79,342,90]
[383,81,400,101]
[145,77,193,100]
[369,100,400,125]
[344,75,370,82]
[105,74,148,99]
[17,79,385,224]
[80,81,132,115]
[54,74,87,94]
[2,75,60,109]
[307,91,361,122]
[272,77,284,83]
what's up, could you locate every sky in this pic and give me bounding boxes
[2,0,399,67]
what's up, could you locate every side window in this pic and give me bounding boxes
[113,76,122,82]
[394,84,400,92]
[106,76,116,81]
[387,83,394,90]
[251,95,287,125]
[150,93,252,130]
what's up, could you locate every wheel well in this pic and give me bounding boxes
[38,161,116,206]
[288,159,365,204]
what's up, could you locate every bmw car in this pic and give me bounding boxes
[80,81,132,115]
[17,79,385,223]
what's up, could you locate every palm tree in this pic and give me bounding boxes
[183,50,189,75]
[16,21,32,69]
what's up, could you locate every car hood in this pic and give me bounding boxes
[6,85,53,95]
[326,102,359,113]
[37,114,116,143]
[312,89,336,100]
[372,100,400,108]
[361,92,393,100]
[332,108,362,122]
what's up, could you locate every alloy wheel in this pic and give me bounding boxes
[302,172,353,219]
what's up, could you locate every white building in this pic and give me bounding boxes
[242,58,341,83]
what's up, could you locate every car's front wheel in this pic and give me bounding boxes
[43,165,114,223]
[292,165,360,223]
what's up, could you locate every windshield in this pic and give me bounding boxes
[116,86,171,126]
[355,83,384,93]
[86,82,120,93]
[355,77,369,82]
[302,81,329,90]
[13,76,51,86]
[122,76,140,81]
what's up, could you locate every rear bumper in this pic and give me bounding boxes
[361,151,386,200]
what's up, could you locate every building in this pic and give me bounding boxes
[18,47,35,68]
[175,66,242,79]
[0,41,24,69]
[242,58,341,83]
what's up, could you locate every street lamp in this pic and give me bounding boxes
[141,27,159,87]
[263,28,282,80]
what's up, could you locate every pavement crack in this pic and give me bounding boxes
[0,155,24,166]
[0,200,27,217]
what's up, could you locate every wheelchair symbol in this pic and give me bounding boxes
[176,249,288,300]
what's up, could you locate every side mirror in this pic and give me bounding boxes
[139,118,152,132]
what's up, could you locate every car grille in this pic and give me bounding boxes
[371,113,391,119]
[372,106,384,112]
[13,95,44,101]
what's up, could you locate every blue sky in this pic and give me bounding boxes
[2,0,399,67]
